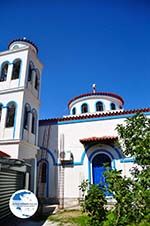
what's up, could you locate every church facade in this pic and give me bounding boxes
[38,87,150,207]
[0,39,149,209]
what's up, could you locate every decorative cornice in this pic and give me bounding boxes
[80,136,118,144]
[8,38,38,53]
[68,92,124,108]
[39,108,150,125]
[39,107,150,125]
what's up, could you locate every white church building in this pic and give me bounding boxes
[0,39,150,210]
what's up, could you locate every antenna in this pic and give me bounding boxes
[92,83,96,93]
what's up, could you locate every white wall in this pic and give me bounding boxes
[0,48,28,90]
[69,95,123,115]
[0,91,24,140]
[38,116,126,201]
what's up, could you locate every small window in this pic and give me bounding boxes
[96,101,104,111]
[11,59,21,80]
[28,63,33,82]
[81,103,88,113]
[41,162,47,183]
[110,103,116,110]
[31,109,37,134]
[23,104,31,130]
[72,107,76,115]
[34,69,39,90]
[6,102,16,127]
[0,104,3,122]
[0,62,8,82]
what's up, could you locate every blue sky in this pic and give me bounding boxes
[0,0,150,119]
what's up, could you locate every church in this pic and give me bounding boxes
[0,39,150,213]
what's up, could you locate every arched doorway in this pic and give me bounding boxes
[92,153,111,187]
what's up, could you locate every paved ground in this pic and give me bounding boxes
[0,205,59,226]
[0,216,60,226]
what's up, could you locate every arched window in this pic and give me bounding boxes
[34,69,40,90]
[72,107,76,115]
[81,103,88,113]
[0,104,3,122]
[41,162,47,183]
[6,102,16,127]
[96,101,104,111]
[28,62,34,82]
[0,62,8,82]
[23,104,31,130]
[31,109,37,134]
[11,59,21,80]
[110,103,116,110]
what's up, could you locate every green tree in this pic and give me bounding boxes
[104,113,150,226]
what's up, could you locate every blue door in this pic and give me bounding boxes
[92,154,111,192]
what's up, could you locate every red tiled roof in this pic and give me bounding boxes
[80,136,118,144]
[0,151,10,158]
[68,92,124,108]
[39,107,150,125]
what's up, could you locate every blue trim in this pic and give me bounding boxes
[57,112,150,125]
[39,147,57,165]
[89,149,114,162]
[120,157,135,163]
[13,102,17,139]
[109,144,122,158]
[39,143,123,167]
[111,159,116,170]
[88,149,114,183]
[18,59,23,87]
[37,159,49,197]
[81,102,89,114]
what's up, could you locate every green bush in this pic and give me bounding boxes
[82,184,107,226]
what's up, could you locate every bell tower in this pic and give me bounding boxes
[0,38,43,160]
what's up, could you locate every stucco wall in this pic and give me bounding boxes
[38,116,127,202]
